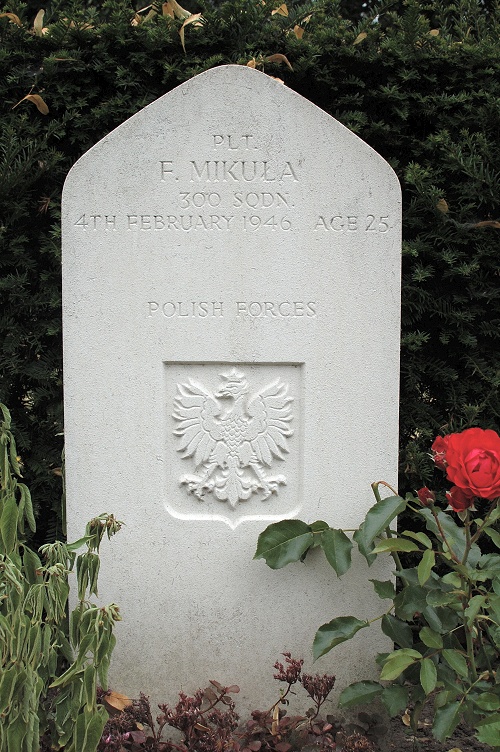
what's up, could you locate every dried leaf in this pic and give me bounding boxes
[21,94,49,115]
[293,25,304,39]
[429,29,440,36]
[266,53,293,70]
[194,723,210,732]
[131,13,141,26]
[170,0,192,19]
[272,4,288,16]
[271,704,280,735]
[226,684,240,693]
[402,710,411,727]
[446,749,463,752]
[0,12,22,26]
[103,690,133,713]
[354,32,367,45]
[51,466,62,476]
[163,2,175,18]
[33,9,45,36]
[436,198,449,213]
[179,12,202,52]
[270,77,285,84]
[474,220,500,228]
[247,58,257,68]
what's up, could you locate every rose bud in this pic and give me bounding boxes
[446,485,475,512]
[431,435,450,470]
[417,487,435,506]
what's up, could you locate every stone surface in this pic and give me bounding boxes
[62,65,401,714]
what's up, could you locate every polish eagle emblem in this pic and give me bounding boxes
[172,368,294,508]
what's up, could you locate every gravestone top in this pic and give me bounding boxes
[63,65,401,712]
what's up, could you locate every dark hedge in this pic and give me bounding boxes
[1,0,499,542]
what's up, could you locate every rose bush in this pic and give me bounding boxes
[256,427,500,748]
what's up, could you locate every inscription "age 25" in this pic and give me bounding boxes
[314,215,390,232]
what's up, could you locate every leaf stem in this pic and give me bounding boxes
[429,504,461,564]
[470,498,499,546]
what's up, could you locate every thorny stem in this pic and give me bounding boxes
[462,511,472,566]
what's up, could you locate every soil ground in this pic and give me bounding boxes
[385,713,495,752]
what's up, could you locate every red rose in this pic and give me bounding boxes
[446,485,475,512]
[444,428,500,500]
[417,487,435,506]
[431,435,450,470]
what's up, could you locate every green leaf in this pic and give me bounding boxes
[84,665,96,712]
[353,495,407,561]
[372,538,419,553]
[370,579,396,600]
[254,520,313,569]
[22,546,42,584]
[313,616,369,660]
[320,528,352,576]
[394,584,428,620]
[426,589,459,608]
[484,527,500,549]
[74,705,108,751]
[418,549,435,585]
[476,725,500,748]
[420,508,480,565]
[338,681,382,709]
[380,649,422,681]
[310,520,329,547]
[464,595,487,626]
[474,693,500,711]
[310,520,329,532]
[488,594,500,623]
[442,649,469,679]
[1,494,18,554]
[381,685,409,716]
[6,715,27,749]
[401,530,432,548]
[475,714,500,746]
[420,657,437,695]
[419,626,443,649]
[432,701,461,741]
[381,613,414,649]
[19,484,35,533]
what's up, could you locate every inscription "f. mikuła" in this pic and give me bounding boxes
[189,160,299,183]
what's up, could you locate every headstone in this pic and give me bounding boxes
[62,65,401,714]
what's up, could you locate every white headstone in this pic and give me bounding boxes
[62,65,401,714]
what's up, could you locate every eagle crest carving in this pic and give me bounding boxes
[172,368,294,508]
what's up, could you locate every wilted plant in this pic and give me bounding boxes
[98,653,341,752]
[0,403,122,751]
[255,427,500,749]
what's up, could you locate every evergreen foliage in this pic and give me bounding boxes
[1,0,499,539]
